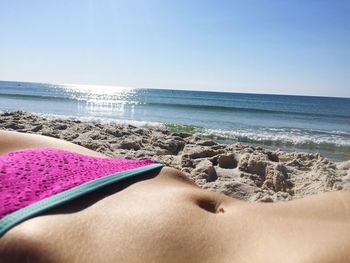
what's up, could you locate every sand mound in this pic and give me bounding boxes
[1,111,349,202]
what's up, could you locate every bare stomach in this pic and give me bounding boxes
[1,167,350,263]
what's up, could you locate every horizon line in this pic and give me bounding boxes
[0,79,349,99]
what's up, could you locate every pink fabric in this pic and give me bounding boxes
[0,148,155,220]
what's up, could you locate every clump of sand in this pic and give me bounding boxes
[1,111,349,202]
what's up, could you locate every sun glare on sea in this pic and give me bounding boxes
[59,84,139,111]
[62,83,134,95]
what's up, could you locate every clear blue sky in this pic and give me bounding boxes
[0,0,349,97]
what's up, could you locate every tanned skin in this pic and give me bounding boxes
[0,130,349,263]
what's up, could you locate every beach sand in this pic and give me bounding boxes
[1,110,349,202]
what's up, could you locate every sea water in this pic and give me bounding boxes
[0,81,349,161]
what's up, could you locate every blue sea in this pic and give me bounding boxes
[0,81,349,161]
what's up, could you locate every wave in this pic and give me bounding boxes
[163,123,200,133]
[161,123,350,160]
[0,92,69,101]
[0,93,140,105]
[143,102,350,119]
[200,128,350,150]
[35,112,164,127]
[159,122,350,151]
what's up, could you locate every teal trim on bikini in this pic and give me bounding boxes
[0,163,164,237]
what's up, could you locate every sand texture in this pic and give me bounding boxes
[1,111,349,202]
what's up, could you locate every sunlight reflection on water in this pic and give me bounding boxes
[61,84,139,113]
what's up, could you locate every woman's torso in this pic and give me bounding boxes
[1,166,350,263]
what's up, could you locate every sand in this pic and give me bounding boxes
[1,110,349,202]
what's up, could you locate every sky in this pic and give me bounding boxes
[0,0,349,97]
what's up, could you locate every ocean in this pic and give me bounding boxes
[0,80,349,161]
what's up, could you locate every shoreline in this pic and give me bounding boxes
[1,110,349,202]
